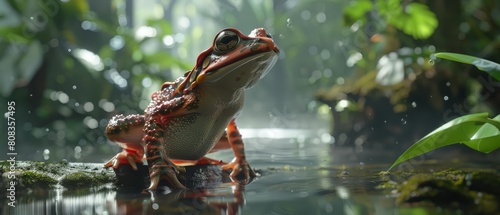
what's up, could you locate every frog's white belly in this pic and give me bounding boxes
[161,89,244,160]
[161,112,232,160]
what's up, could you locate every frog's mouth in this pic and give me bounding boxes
[202,51,278,89]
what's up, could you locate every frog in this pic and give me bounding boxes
[104,27,279,190]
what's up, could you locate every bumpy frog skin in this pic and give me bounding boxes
[104,28,279,190]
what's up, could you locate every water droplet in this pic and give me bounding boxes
[279,34,285,39]
[152,203,159,210]
[429,59,435,65]
[110,35,125,50]
[43,149,50,160]
[411,102,417,108]
[74,146,82,153]
[446,82,451,86]
[72,85,77,89]
[286,18,295,30]
[316,12,326,23]
[444,96,449,101]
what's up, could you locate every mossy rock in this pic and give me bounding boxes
[60,172,114,189]
[382,169,500,214]
[15,171,58,189]
[1,161,116,191]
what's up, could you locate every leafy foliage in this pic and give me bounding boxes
[343,0,438,39]
[384,2,437,39]
[0,1,187,161]
[388,113,500,170]
[389,54,500,170]
[435,52,500,81]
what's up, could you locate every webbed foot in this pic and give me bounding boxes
[147,160,187,190]
[104,149,142,170]
[222,157,256,183]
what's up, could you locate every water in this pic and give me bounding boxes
[2,131,497,215]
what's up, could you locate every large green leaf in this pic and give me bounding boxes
[384,2,438,39]
[434,52,500,81]
[343,0,373,26]
[388,113,500,171]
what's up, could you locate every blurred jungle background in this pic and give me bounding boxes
[0,0,499,162]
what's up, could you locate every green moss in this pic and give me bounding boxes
[0,160,10,173]
[1,161,116,191]
[60,172,97,189]
[397,174,473,206]
[383,169,500,214]
[17,171,58,189]
[60,172,115,189]
[93,171,116,184]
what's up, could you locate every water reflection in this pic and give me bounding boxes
[5,170,392,215]
[3,134,490,215]
[112,185,245,215]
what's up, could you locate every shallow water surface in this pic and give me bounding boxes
[3,131,498,215]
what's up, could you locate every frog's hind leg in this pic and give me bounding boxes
[221,119,256,182]
[144,120,186,190]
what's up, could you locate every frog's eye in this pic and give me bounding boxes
[214,30,240,53]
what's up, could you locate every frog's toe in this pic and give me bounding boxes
[104,150,142,170]
[147,172,161,190]
[103,156,118,169]
[222,158,256,183]
[148,162,186,190]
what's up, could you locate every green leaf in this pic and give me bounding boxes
[386,3,438,39]
[61,0,89,18]
[465,115,500,152]
[434,52,500,81]
[343,0,373,26]
[388,113,500,171]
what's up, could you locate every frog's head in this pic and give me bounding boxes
[179,28,279,92]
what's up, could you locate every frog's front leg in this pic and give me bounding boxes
[104,114,145,170]
[222,119,256,182]
[144,120,186,190]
